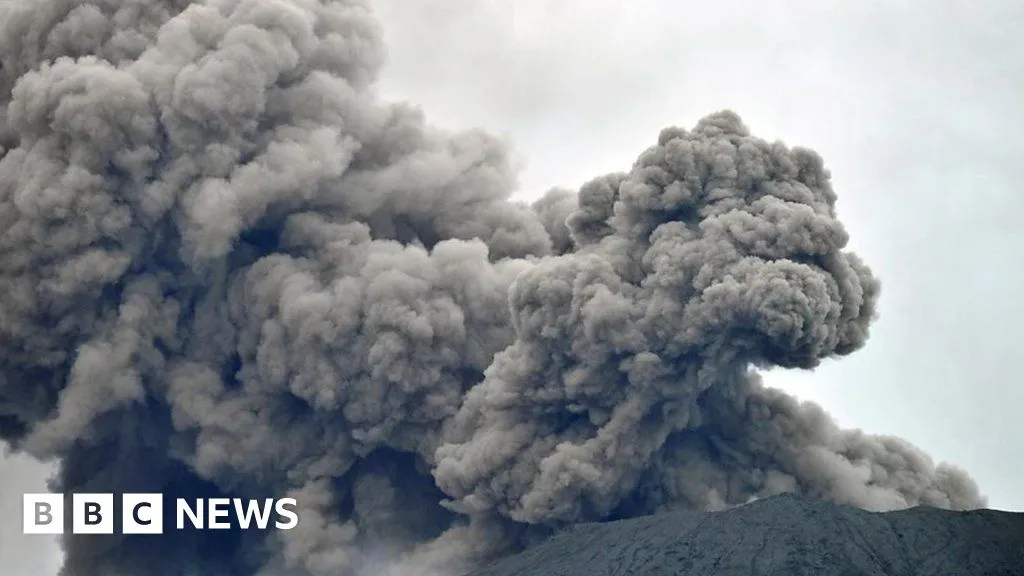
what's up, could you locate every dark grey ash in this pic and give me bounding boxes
[0,1,1007,575]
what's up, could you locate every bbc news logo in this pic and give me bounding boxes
[23,494,298,534]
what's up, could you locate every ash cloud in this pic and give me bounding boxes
[0,1,983,575]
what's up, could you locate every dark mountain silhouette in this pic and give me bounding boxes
[469,493,1024,576]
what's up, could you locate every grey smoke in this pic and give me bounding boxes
[0,1,983,575]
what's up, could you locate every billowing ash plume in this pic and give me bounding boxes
[0,1,984,575]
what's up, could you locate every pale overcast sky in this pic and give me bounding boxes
[2,1,1021,574]
[370,0,1024,511]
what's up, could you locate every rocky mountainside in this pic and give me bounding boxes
[469,493,1024,576]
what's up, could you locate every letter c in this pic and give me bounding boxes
[133,502,152,525]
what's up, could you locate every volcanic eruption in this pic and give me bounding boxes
[0,1,983,575]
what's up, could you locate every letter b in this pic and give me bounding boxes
[72,493,113,534]
[23,494,64,534]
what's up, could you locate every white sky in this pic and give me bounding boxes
[2,1,1022,574]
[370,0,1024,512]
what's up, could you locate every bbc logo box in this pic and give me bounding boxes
[23,494,298,534]
[23,493,163,535]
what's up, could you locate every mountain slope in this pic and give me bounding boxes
[469,493,1024,576]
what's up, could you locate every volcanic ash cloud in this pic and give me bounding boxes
[0,1,983,575]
